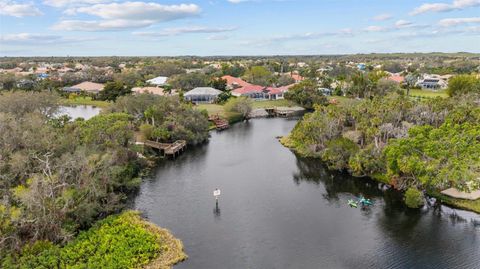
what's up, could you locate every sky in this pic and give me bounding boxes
[0,0,479,56]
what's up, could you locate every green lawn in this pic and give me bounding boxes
[407,89,448,98]
[61,97,111,108]
[251,99,296,108]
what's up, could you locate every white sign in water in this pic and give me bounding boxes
[213,189,221,198]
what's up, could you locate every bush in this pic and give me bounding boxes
[2,211,186,269]
[321,138,359,170]
[404,188,424,208]
[224,96,253,119]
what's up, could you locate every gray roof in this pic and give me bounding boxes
[184,87,222,96]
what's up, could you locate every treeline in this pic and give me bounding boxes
[284,91,480,208]
[0,91,209,262]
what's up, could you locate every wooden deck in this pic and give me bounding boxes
[209,115,230,130]
[144,140,187,158]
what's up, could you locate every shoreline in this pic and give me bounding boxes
[279,135,480,214]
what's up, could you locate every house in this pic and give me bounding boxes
[232,85,266,99]
[63,81,104,94]
[416,75,448,90]
[221,75,252,90]
[146,76,168,86]
[132,87,178,96]
[289,72,304,83]
[387,74,405,84]
[184,87,223,104]
[232,84,292,100]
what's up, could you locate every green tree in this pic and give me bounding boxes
[98,81,131,101]
[243,66,274,86]
[284,79,327,109]
[446,74,480,96]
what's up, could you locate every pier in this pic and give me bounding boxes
[144,140,187,158]
[209,115,230,130]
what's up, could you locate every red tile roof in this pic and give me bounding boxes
[221,75,252,88]
[232,85,265,95]
[388,75,405,83]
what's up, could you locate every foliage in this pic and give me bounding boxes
[209,77,227,91]
[98,81,132,101]
[243,66,274,86]
[110,95,209,144]
[0,92,143,259]
[286,92,480,207]
[169,73,209,91]
[2,211,186,269]
[404,188,424,208]
[224,96,253,119]
[284,79,328,109]
[446,74,480,97]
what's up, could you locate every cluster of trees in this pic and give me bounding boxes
[108,94,210,144]
[286,91,480,208]
[284,80,328,109]
[0,91,210,262]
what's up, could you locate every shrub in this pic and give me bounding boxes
[404,188,424,208]
[2,211,186,269]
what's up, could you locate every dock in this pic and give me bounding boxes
[209,115,230,130]
[265,107,305,118]
[144,140,187,158]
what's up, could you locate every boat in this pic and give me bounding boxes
[348,199,358,208]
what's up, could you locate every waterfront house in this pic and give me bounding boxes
[63,81,104,94]
[184,87,222,104]
[232,84,292,100]
[146,76,168,86]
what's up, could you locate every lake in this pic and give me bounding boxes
[134,118,480,269]
[58,105,101,120]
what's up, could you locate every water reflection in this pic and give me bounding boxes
[134,118,480,269]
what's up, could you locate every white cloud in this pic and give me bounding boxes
[364,25,388,32]
[439,17,480,27]
[395,20,414,28]
[0,1,42,17]
[373,13,392,21]
[52,20,156,31]
[207,34,230,40]
[411,0,480,15]
[52,2,201,31]
[134,26,237,37]
[42,0,111,8]
[0,33,94,44]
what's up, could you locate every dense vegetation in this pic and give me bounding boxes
[108,94,210,144]
[284,92,480,208]
[2,211,186,269]
[0,91,207,263]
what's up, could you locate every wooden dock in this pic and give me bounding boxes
[144,140,187,158]
[209,115,230,130]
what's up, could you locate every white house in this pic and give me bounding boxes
[416,75,448,90]
[184,87,223,104]
[146,76,168,86]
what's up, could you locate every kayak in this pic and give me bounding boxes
[348,199,358,208]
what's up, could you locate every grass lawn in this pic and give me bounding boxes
[195,104,243,124]
[61,96,111,108]
[251,99,296,108]
[407,89,448,99]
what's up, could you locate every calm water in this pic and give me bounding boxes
[134,118,480,269]
[58,105,101,120]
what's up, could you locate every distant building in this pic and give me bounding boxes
[221,75,252,90]
[387,75,405,84]
[132,87,178,96]
[63,81,104,94]
[146,76,168,86]
[184,87,223,104]
[416,75,448,90]
[232,84,292,100]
